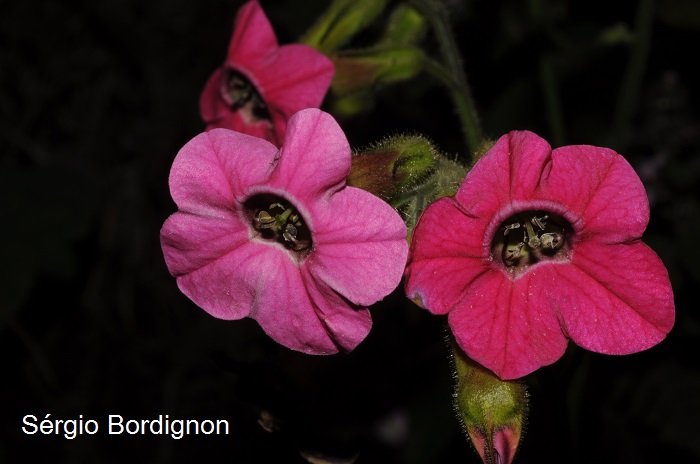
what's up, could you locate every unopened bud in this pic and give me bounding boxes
[378,4,428,46]
[301,0,388,53]
[330,46,423,95]
[348,135,437,203]
[472,138,498,165]
[451,338,528,464]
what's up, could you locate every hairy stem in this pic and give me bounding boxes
[411,0,482,157]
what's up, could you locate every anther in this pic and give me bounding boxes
[282,223,310,251]
[255,211,276,228]
[282,223,298,243]
[527,235,541,248]
[494,211,569,272]
[531,215,548,230]
[540,232,562,249]
[504,222,521,236]
[506,241,525,261]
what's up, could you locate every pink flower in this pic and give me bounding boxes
[199,1,335,146]
[160,108,408,354]
[405,131,675,380]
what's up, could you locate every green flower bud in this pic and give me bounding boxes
[471,137,498,165]
[348,135,438,203]
[378,4,428,47]
[301,0,388,53]
[451,338,528,464]
[330,46,423,95]
[428,157,468,199]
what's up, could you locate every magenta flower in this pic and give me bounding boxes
[405,131,675,380]
[160,109,408,354]
[199,0,335,146]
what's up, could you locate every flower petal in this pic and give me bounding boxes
[223,2,334,124]
[405,197,490,315]
[555,240,675,354]
[168,129,277,215]
[504,130,555,200]
[448,269,569,380]
[260,44,335,141]
[540,144,650,242]
[250,247,346,354]
[199,69,277,141]
[308,186,408,306]
[454,131,553,216]
[405,255,489,316]
[160,210,249,277]
[461,131,650,243]
[173,240,266,321]
[410,196,490,259]
[302,269,373,352]
[200,1,333,146]
[453,134,512,217]
[266,109,351,200]
[226,1,278,68]
[199,68,228,127]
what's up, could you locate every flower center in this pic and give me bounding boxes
[491,210,571,276]
[245,194,312,255]
[223,69,271,123]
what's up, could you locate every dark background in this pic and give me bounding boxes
[2,0,700,462]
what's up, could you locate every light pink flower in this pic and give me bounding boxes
[405,131,675,380]
[199,1,335,146]
[161,109,408,354]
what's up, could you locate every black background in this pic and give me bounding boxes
[3,0,700,462]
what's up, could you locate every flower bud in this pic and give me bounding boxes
[378,4,428,46]
[301,0,388,53]
[348,135,438,203]
[330,46,423,95]
[451,339,528,464]
[471,138,498,165]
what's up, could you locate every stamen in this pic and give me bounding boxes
[255,211,276,228]
[504,222,521,236]
[283,223,297,243]
[247,194,312,254]
[505,241,525,261]
[492,210,570,272]
[540,232,562,249]
[524,221,541,248]
[223,70,272,123]
[531,215,548,230]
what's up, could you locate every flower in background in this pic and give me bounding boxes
[199,1,335,146]
[161,109,408,354]
[405,130,675,380]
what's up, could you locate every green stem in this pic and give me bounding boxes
[411,0,482,157]
[422,56,478,148]
[300,0,352,51]
[609,0,654,150]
